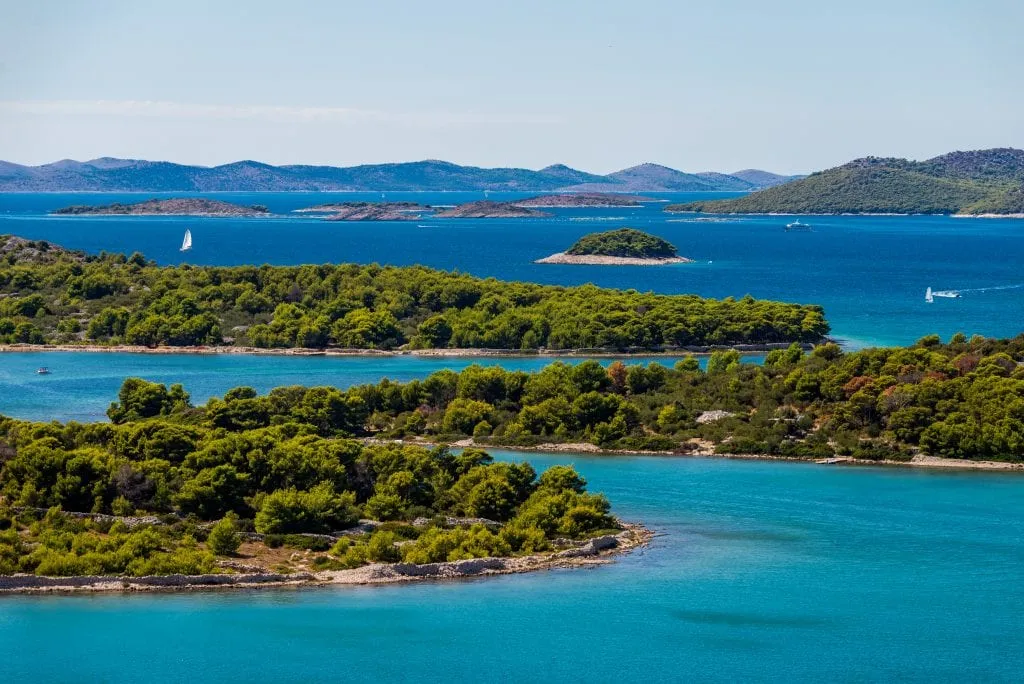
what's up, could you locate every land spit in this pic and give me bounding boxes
[0,524,652,594]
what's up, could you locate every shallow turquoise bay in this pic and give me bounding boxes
[2,452,1023,682]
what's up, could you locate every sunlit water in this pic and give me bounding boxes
[2,192,1024,347]
[2,451,1022,682]
[2,192,1024,682]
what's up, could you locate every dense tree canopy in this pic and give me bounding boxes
[0,237,828,350]
[63,333,1016,464]
[0,382,619,577]
[565,228,678,258]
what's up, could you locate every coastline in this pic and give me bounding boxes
[535,252,693,266]
[0,341,813,358]
[952,213,1024,219]
[0,524,652,595]
[48,212,270,218]
[389,437,1024,473]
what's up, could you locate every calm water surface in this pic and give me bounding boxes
[2,452,1022,682]
[2,193,1024,682]
[3,192,1024,347]
[0,352,730,422]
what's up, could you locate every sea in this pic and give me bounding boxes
[2,191,1024,348]
[2,452,1023,682]
[2,192,1024,682]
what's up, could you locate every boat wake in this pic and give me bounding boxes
[927,283,1024,301]
[954,283,1024,294]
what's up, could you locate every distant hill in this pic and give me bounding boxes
[729,169,803,188]
[669,148,1024,215]
[0,157,796,192]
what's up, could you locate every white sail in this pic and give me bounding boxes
[180,229,192,252]
[925,287,933,303]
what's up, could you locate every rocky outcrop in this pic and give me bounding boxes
[696,410,736,424]
[536,253,690,266]
[0,572,313,593]
[0,525,652,594]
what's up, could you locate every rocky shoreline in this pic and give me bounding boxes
[0,524,652,595]
[381,437,1024,473]
[535,252,692,266]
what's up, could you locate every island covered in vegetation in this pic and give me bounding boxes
[537,228,691,265]
[52,198,271,216]
[0,379,646,589]
[301,202,427,221]
[432,201,551,218]
[0,237,828,351]
[109,332,1017,465]
[667,148,1024,216]
[513,193,650,208]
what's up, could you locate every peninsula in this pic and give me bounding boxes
[667,148,1024,216]
[0,236,826,350]
[432,200,551,218]
[52,198,270,217]
[0,379,648,589]
[537,228,691,265]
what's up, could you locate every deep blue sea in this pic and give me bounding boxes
[2,451,1023,682]
[2,191,1024,347]
[3,192,1024,682]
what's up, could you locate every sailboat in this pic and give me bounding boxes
[180,229,192,252]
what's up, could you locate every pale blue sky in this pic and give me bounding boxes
[1,0,1022,173]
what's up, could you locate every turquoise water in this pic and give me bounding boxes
[3,192,1024,681]
[0,352,729,422]
[3,192,1024,347]
[2,451,1023,682]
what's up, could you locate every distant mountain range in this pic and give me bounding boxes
[669,148,1024,215]
[0,157,801,192]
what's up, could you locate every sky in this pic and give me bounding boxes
[0,0,1022,174]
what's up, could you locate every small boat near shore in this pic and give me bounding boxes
[180,229,192,252]
[785,219,812,231]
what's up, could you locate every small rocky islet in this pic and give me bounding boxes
[536,228,692,265]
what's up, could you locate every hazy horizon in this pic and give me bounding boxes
[1,0,1022,174]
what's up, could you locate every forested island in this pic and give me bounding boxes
[0,379,646,587]
[52,198,271,217]
[537,228,690,265]
[668,148,1024,216]
[3,329,1021,584]
[0,237,828,351]
[83,332,1014,465]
